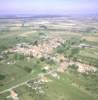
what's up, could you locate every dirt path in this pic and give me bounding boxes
[0,69,56,94]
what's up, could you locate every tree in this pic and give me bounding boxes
[13,53,25,60]
[24,67,32,73]
[69,48,80,60]
[0,74,6,80]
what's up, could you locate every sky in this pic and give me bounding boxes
[0,0,98,15]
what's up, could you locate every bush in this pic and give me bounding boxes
[56,46,64,54]
[40,57,45,61]
[68,64,78,70]
[13,53,25,60]
[24,67,32,73]
[0,74,6,80]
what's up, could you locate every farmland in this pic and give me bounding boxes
[0,16,98,100]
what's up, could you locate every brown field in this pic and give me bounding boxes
[82,36,98,42]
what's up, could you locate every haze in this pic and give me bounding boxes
[0,0,98,15]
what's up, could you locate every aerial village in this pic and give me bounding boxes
[0,17,98,100]
[4,34,97,100]
[7,34,97,73]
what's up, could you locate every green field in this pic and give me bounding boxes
[0,17,98,100]
[1,71,98,100]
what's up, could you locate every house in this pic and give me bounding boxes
[77,63,98,73]
[51,72,60,79]
[40,76,49,83]
[79,43,92,48]
[57,61,68,73]
[42,66,50,71]
[10,90,19,100]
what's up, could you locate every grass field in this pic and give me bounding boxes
[1,71,97,100]
[0,17,98,100]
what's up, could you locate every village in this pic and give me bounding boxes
[0,32,97,100]
[0,16,98,100]
[6,34,98,74]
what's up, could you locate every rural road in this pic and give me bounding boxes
[0,69,56,94]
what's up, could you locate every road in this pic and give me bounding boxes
[0,58,97,94]
[0,69,56,94]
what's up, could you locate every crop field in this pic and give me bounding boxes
[0,17,98,100]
